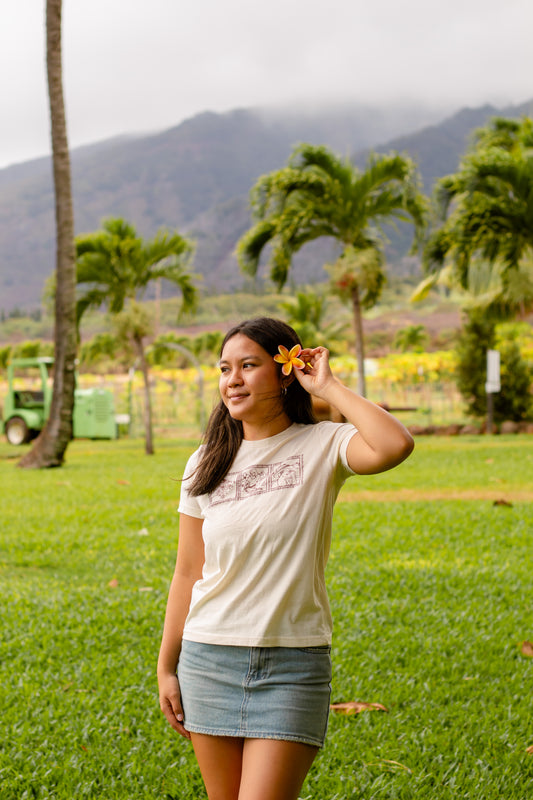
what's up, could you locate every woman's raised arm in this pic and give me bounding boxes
[294,346,414,475]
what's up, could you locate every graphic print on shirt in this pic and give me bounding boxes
[210,454,303,506]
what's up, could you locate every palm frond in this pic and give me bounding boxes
[237,143,426,293]
[75,217,195,323]
[236,220,278,276]
[353,152,410,198]
[75,288,108,324]
[101,217,138,240]
[410,272,440,303]
[141,232,192,267]
[289,144,351,185]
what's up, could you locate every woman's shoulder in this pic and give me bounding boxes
[288,420,357,453]
[183,444,204,474]
[297,420,356,438]
[186,442,204,458]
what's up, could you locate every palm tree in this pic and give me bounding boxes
[424,116,533,289]
[114,303,156,454]
[415,115,533,321]
[278,289,347,355]
[75,217,197,454]
[413,256,533,321]
[18,0,77,468]
[76,218,196,319]
[237,144,427,395]
[394,324,429,353]
[79,332,120,370]
[326,244,387,393]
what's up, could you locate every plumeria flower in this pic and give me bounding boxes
[274,344,306,375]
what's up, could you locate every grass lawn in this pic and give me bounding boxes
[1,435,532,799]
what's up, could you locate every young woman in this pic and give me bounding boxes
[158,317,414,800]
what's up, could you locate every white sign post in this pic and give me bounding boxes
[485,349,500,434]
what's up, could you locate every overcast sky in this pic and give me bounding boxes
[1,0,532,169]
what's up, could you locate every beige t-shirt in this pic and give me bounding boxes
[178,421,357,647]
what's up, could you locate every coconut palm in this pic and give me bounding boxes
[19,0,77,469]
[75,217,197,454]
[237,143,427,395]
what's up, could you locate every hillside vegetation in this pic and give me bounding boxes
[2,98,533,311]
[0,281,461,354]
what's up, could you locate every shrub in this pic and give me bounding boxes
[455,311,532,421]
[493,338,532,421]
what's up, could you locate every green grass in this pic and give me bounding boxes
[340,434,533,499]
[1,436,532,799]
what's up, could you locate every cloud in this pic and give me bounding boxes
[1,0,532,168]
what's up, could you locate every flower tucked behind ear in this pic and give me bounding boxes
[274,344,306,375]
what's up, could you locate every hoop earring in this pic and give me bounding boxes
[281,386,287,396]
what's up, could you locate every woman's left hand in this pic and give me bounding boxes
[293,345,415,474]
[293,346,335,399]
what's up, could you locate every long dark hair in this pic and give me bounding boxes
[187,317,317,496]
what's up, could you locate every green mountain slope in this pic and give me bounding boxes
[1,100,531,310]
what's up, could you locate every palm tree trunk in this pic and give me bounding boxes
[135,336,154,455]
[19,0,76,468]
[154,277,161,336]
[351,285,367,397]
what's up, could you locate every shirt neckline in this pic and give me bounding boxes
[240,422,299,447]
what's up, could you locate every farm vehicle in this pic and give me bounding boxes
[2,357,118,445]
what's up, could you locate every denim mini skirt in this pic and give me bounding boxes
[177,640,332,747]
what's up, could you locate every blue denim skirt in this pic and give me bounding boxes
[177,640,332,747]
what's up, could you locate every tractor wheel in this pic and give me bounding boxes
[5,417,31,445]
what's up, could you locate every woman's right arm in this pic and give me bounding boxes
[157,513,205,738]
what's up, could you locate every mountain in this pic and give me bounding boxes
[378,98,533,193]
[1,99,531,311]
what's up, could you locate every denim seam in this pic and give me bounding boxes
[183,724,324,748]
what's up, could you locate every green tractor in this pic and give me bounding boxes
[2,357,118,445]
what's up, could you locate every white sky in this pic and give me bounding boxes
[1,0,532,169]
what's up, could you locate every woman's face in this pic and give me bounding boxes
[219,333,286,429]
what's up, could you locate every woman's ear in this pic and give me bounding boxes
[281,372,296,392]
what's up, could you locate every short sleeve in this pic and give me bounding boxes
[317,420,358,477]
[337,422,358,475]
[178,449,205,519]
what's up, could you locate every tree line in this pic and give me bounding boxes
[15,0,533,468]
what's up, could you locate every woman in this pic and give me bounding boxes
[158,317,413,800]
